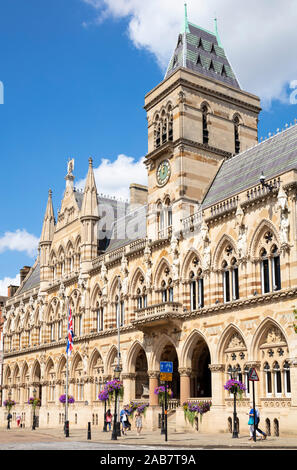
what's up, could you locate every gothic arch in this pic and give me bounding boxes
[129,267,145,297]
[88,348,104,376]
[31,359,41,382]
[249,219,280,259]
[250,317,288,361]
[180,329,211,368]
[153,257,171,288]
[125,340,146,372]
[70,351,83,376]
[57,354,66,379]
[90,283,103,308]
[213,234,237,270]
[148,333,178,371]
[181,248,202,281]
[216,323,247,363]
[105,345,119,375]
[45,357,55,379]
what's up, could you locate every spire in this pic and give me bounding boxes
[182,3,190,34]
[81,157,99,218]
[40,189,55,243]
[214,17,222,47]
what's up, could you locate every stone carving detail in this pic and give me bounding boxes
[265,326,285,345]
[200,221,211,271]
[276,186,289,246]
[120,254,129,296]
[100,261,108,298]
[227,333,245,350]
[170,234,180,282]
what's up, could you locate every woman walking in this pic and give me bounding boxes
[135,410,143,436]
[105,409,112,432]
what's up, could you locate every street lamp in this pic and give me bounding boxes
[32,388,37,431]
[111,365,122,441]
[230,365,241,438]
[7,389,12,430]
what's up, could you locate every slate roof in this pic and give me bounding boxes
[165,22,240,89]
[17,262,40,295]
[202,123,297,208]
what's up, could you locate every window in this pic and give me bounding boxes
[116,298,125,327]
[58,321,62,340]
[260,243,281,294]
[154,106,173,149]
[261,249,270,294]
[201,105,209,145]
[283,361,291,396]
[190,266,204,310]
[273,362,282,396]
[264,363,272,395]
[97,307,104,332]
[158,199,172,239]
[222,255,239,303]
[161,279,173,303]
[271,245,281,291]
[233,116,240,154]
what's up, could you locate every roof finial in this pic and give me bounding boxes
[183,3,190,34]
[214,16,222,47]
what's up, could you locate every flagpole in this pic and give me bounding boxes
[65,296,69,437]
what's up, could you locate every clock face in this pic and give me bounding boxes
[156,159,171,186]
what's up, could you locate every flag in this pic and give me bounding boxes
[66,306,74,356]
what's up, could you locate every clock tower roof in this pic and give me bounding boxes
[164,7,240,90]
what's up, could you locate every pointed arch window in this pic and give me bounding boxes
[201,104,209,145]
[161,278,173,303]
[271,245,281,291]
[222,254,239,303]
[283,361,291,396]
[115,296,125,327]
[97,306,104,332]
[273,362,282,396]
[233,116,240,154]
[264,363,272,395]
[189,260,204,310]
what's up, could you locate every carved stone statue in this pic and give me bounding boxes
[202,242,211,271]
[276,186,289,246]
[121,255,129,296]
[67,158,74,176]
[237,226,247,259]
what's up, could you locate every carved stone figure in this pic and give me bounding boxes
[266,326,284,344]
[279,211,289,245]
[237,226,247,259]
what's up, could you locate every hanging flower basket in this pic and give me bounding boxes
[98,389,109,403]
[3,399,16,412]
[154,385,173,405]
[104,380,124,401]
[224,379,246,399]
[59,394,75,404]
[28,397,41,408]
[183,401,212,425]
[126,401,149,418]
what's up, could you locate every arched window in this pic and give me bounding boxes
[115,295,125,327]
[264,362,272,395]
[283,361,291,396]
[260,240,281,294]
[273,361,282,396]
[189,258,204,310]
[161,278,174,303]
[222,252,239,303]
[154,106,173,149]
[158,198,172,239]
[96,306,104,332]
[136,287,147,310]
[201,104,209,145]
[233,116,240,154]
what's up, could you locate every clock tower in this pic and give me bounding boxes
[144,6,261,240]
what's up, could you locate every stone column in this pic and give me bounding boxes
[289,358,297,406]
[148,371,159,406]
[179,368,191,404]
[209,364,225,406]
[122,373,136,404]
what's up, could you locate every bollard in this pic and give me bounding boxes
[87,422,91,440]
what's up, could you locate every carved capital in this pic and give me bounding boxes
[208,363,225,372]
[178,368,192,377]
[147,371,159,379]
[121,373,136,380]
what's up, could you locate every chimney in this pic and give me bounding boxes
[7,285,19,298]
[20,266,31,284]
[129,184,148,209]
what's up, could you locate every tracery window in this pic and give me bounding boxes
[260,236,281,294]
[189,257,204,310]
[115,295,125,327]
[154,105,173,149]
[136,287,147,310]
[158,198,172,239]
[222,249,239,303]
[201,104,209,145]
[161,278,174,303]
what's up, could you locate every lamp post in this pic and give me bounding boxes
[230,366,240,438]
[111,365,122,441]
[103,386,107,432]
[32,388,37,431]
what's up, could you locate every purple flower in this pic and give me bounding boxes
[98,390,109,402]
[59,394,75,404]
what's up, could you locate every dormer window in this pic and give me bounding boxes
[177,34,183,47]
[221,65,227,77]
[210,44,216,55]
[197,37,204,49]
[209,60,215,71]
[173,55,178,68]
[196,54,202,66]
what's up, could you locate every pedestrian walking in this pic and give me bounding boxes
[135,410,142,436]
[254,408,267,440]
[247,407,263,440]
[105,409,112,431]
[120,406,130,435]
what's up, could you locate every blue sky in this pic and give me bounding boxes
[0,0,297,294]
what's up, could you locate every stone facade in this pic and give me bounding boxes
[2,16,297,436]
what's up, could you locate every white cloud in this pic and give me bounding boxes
[82,0,297,107]
[0,274,20,297]
[0,229,39,257]
[76,153,147,200]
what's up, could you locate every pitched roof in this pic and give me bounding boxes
[202,123,297,208]
[165,21,240,89]
[16,262,40,295]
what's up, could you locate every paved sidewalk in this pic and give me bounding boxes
[1,426,297,449]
